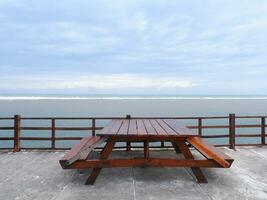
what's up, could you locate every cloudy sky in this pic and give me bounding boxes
[0,0,267,95]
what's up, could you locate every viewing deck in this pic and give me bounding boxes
[1,147,266,200]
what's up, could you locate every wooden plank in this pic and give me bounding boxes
[98,120,117,135]
[14,115,21,152]
[150,119,168,135]
[59,136,106,168]
[117,119,129,135]
[128,119,138,135]
[79,137,106,160]
[156,119,177,135]
[187,137,233,168]
[171,141,181,153]
[85,139,116,185]
[229,113,236,149]
[144,140,149,158]
[51,118,56,149]
[99,119,123,135]
[143,119,156,135]
[163,119,198,136]
[136,119,147,135]
[101,135,187,142]
[59,137,93,168]
[261,117,265,145]
[70,158,222,169]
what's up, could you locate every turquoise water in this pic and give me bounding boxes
[0,95,267,148]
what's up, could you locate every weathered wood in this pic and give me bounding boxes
[174,141,208,183]
[144,140,149,158]
[143,119,156,135]
[99,135,188,141]
[136,119,147,135]
[51,118,56,149]
[163,119,198,136]
[150,119,168,135]
[100,120,123,135]
[187,137,232,168]
[59,136,105,169]
[198,118,202,136]
[92,118,96,136]
[171,141,181,153]
[156,119,177,135]
[261,117,265,145]
[86,139,116,185]
[118,119,129,135]
[229,114,236,150]
[13,115,21,152]
[70,158,222,169]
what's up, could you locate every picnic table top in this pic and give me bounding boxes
[97,119,198,137]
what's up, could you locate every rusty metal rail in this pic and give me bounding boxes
[0,114,266,151]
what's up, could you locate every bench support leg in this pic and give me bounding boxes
[171,141,181,153]
[173,141,208,183]
[144,140,149,159]
[126,142,131,151]
[85,139,116,185]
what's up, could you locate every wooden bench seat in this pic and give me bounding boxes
[187,137,234,168]
[59,136,106,169]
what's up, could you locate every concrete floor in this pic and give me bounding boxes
[0,147,266,200]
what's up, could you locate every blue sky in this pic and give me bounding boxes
[0,0,267,95]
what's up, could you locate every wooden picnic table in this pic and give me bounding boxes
[60,118,234,185]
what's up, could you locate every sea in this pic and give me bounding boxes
[0,94,267,148]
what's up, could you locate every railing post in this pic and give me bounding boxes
[229,113,236,150]
[126,114,131,151]
[198,118,202,137]
[261,117,265,145]
[92,118,96,136]
[51,118,56,149]
[14,115,21,152]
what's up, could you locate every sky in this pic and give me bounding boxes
[0,0,267,95]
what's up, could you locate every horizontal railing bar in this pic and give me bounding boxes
[214,144,231,147]
[21,127,51,130]
[0,127,14,130]
[55,127,102,131]
[20,127,103,131]
[20,137,51,140]
[1,115,266,121]
[0,137,15,140]
[15,125,267,131]
[188,125,229,129]
[20,116,230,120]
[0,118,14,120]
[235,124,264,128]
[56,127,93,131]
[235,116,267,118]
[201,134,229,138]
[0,148,14,150]
[55,137,83,140]
[21,147,70,150]
[235,143,266,146]
[235,134,263,137]
[20,137,85,140]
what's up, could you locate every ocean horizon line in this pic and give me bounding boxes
[1,95,267,100]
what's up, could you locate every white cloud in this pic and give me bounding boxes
[0,0,267,94]
[0,74,195,91]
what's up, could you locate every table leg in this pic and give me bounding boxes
[171,141,181,153]
[144,140,149,159]
[126,141,131,151]
[173,141,208,183]
[85,139,116,185]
